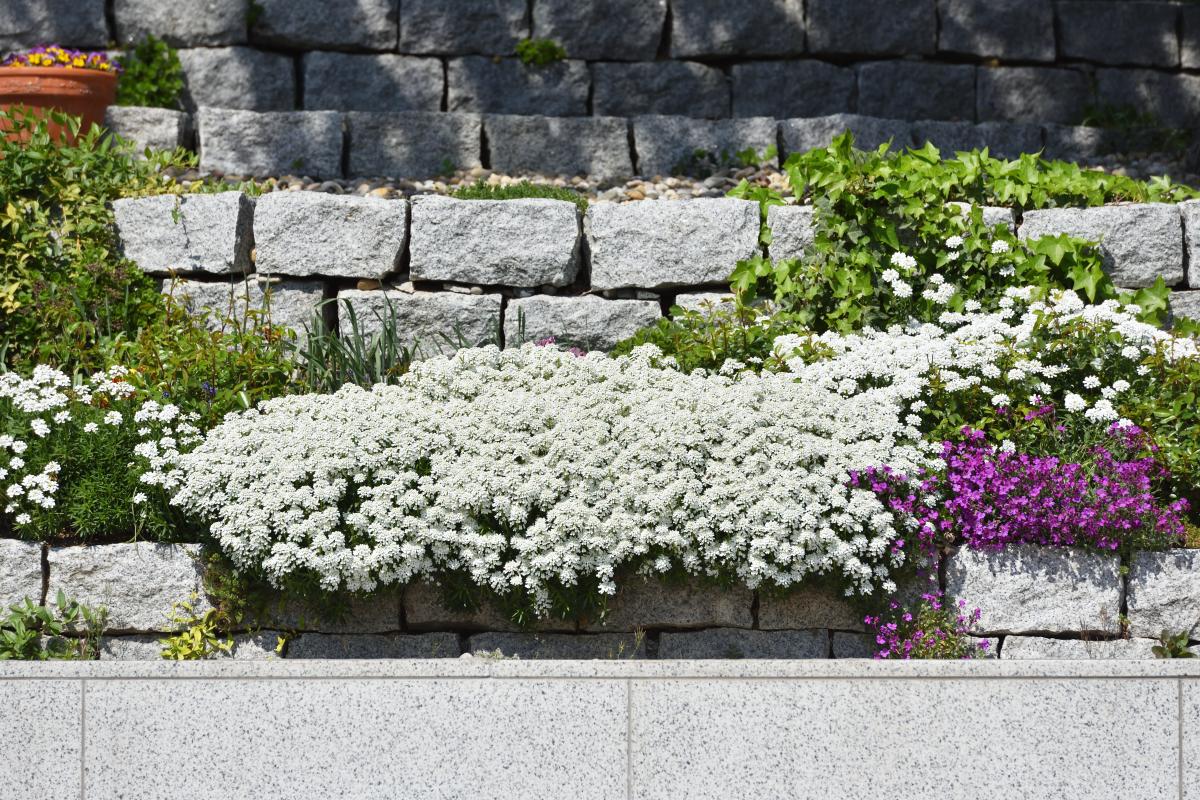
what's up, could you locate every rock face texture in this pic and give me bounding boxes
[944,546,1123,635]
[484,116,633,180]
[336,290,503,354]
[503,296,661,351]
[114,192,254,276]
[0,540,44,610]
[197,109,343,178]
[253,193,409,279]
[633,116,777,177]
[409,196,580,287]
[46,544,209,633]
[586,199,760,290]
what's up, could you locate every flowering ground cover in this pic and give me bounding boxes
[4,116,1200,658]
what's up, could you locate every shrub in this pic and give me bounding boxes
[173,343,932,609]
[292,298,417,394]
[114,36,185,109]
[0,108,190,372]
[451,180,587,212]
[515,38,567,67]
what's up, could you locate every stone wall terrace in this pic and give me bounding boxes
[111,192,1200,350]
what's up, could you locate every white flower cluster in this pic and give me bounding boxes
[174,344,933,605]
[0,366,196,530]
[775,287,1195,432]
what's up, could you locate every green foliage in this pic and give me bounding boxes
[730,134,1194,331]
[159,594,233,660]
[1153,630,1195,658]
[611,299,812,374]
[1081,103,1191,155]
[450,180,587,212]
[293,298,416,393]
[0,591,107,660]
[515,38,567,67]
[246,0,265,27]
[105,289,298,428]
[0,108,191,373]
[115,35,185,110]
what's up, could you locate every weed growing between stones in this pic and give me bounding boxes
[515,38,567,68]
[450,179,588,212]
[0,591,107,660]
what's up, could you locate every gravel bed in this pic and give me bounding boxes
[167,149,1199,204]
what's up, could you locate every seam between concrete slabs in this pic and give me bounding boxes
[80,678,86,800]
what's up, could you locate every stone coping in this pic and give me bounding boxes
[5,658,1199,680]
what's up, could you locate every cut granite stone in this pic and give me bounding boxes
[1182,201,1200,288]
[1185,6,1200,70]
[670,0,805,58]
[113,191,254,276]
[287,633,460,659]
[1170,291,1200,324]
[936,0,1055,61]
[0,0,107,50]
[592,62,729,119]
[303,53,443,112]
[251,0,399,51]
[807,0,936,55]
[336,290,502,353]
[504,295,660,351]
[485,115,632,180]
[104,106,192,154]
[586,199,760,290]
[1127,550,1200,639]
[114,0,248,47]
[758,586,864,632]
[977,66,1094,125]
[947,202,1017,230]
[399,0,527,55]
[531,0,666,61]
[251,590,402,634]
[1018,204,1184,288]
[731,60,854,119]
[402,582,574,632]
[659,629,828,659]
[944,545,1122,635]
[857,61,976,121]
[1057,1,1180,68]
[347,111,482,179]
[673,292,735,313]
[831,632,876,658]
[1041,125,1126,162]
[46,544,209,633]
[1001,636,1159,660]
[177,47,295,111]
[410,196,579,287]
[165,276,325,333]
[766,204,815,262]
[467,632,646,659]
[633,115,778,177]
[1095,69,1200,129]
[913,120,1042,159]
[582,577,753,632]
[254,192,408,279]
[447,57,589,116]
[197,108,343,178]
[0,540,44,610]
[779,114,913,156]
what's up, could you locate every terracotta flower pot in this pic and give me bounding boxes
[0,67,118,142]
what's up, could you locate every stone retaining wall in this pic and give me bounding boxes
[9,0,1200,135]
[103,107,1179,181]
[5,539,1199,660]
[111,192,1200,348]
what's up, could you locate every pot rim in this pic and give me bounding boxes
[0,66,119,82]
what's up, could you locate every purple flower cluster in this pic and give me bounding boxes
[852,425,1188,555]
[2,45,120,73]
[533,336,585,358]
[865,592,989,660]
